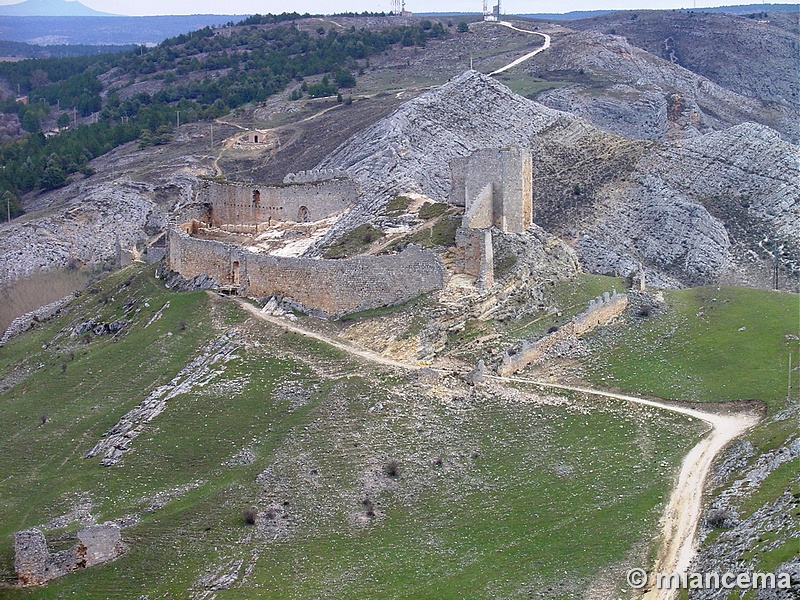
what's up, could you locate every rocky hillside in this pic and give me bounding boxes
[570,9,800,110]
[312,70,798,288]
[1,12,798,334]
[522,29,798,143]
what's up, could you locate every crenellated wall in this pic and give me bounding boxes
[167,228,445,317]
[198,178,357,228]
[497,290,627,376]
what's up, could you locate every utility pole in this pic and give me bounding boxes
[210,123,214,149]
[176,110,180,129]
[789,353,793,403]
[773,240,779,290]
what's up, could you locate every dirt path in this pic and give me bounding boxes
[487,376,760,599]
[236,299,408,370]
[489,22,551,76]
[235,299,759,598]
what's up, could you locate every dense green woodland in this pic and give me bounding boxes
[0,14,450,221]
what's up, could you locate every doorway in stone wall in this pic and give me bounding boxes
[297,206,310,222]
[231,260,240,285]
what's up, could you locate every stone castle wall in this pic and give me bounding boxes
[455,228,494,288]
[198,178,357,228]
[283,168,346,184]
[497,290,627,376]
[167,229,445,317]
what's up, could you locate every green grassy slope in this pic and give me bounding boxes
[583,286,800,411]
[0,265,705,598]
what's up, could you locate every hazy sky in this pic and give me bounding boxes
[1,0,795,16]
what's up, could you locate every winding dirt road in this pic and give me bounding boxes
[489,21,552,76]
[486,376,760,599]
[237,298,759,599]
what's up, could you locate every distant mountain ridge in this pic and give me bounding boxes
[0,14,241,45]
[518,2,798,19]
[0,0,116,17]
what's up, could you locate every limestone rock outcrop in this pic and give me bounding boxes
[531,30,798,143]
[0,180,173,289]
[13,524,123,586]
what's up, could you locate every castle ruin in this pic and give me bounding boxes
[197,177,357,230]
[497,289,628,376]
[168,174,445,317]
[14,525,123,586]
[167,148,536,314]
[450,147,533,288]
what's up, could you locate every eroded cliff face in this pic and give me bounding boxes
[530,30,798,143]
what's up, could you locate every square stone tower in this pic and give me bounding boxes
[450,147,533,233]
[449,147,533,289]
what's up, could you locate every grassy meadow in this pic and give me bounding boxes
[0,265,708,598]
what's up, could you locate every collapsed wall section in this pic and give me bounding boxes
[167,229,445,317]
[198,178,357,228]
[14,525,123,586]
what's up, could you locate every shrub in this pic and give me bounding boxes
[384,459,400,477]
[39,414,47,425]
[706,508,730,528]
[457,21,469,33]
[242,507,257,525]
[362,497,375,517]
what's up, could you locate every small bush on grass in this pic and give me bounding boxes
[384,459,400,478]
[243,507,257,525]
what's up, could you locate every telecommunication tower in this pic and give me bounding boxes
[484,0,500,21]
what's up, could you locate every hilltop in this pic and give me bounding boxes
[0,13,797,325]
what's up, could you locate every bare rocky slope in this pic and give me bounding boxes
[569,9,800,110]
[522,28,798,143]
[312,70,799,288]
